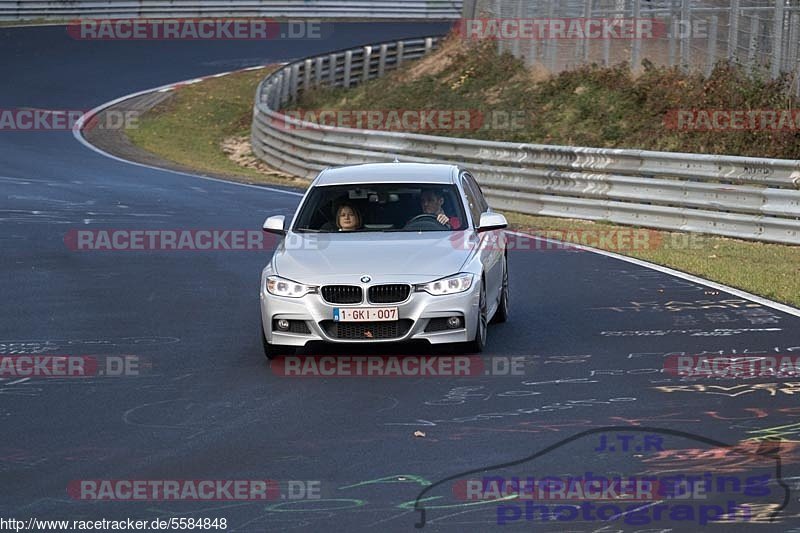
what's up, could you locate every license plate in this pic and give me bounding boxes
[334,307,398,322]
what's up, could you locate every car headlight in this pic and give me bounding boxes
[265,275,316,298]
[416,273,474,296]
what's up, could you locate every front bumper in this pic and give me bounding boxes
[260,283,481,347]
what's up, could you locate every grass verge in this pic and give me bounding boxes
[124,66,309,188]
[124,48,800,307]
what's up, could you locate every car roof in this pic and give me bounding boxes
[314,163,459,186]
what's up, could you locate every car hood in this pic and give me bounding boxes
[273,232,475,284]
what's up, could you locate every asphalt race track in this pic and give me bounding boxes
[2,23,800,532]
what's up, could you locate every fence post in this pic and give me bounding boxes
[631,0,642,72]
[706,15,718,77]
[362,45,373,82]
[679,0,690,71]
[747,15,760,74]
[328,53,338,86]
[789,13,800,96]
[378,43,388,77]
[526,0,538,68]
[343,50,352,88]
[425,37,434,55]
[495,0,505,55]
[581,0,592,62]
[397,40,405,67]
[512,1,522,59]
[771,0,785,78]
[546,0,557,71]
[727,0,740,61]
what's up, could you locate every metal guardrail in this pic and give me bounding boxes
[0,0,463,21]
[251,36,800,245]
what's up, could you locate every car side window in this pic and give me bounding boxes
[464,173,489,213]
[460,175,482,227]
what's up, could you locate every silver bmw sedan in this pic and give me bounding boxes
[259,162,509,357]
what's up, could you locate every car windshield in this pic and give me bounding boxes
[293,183,467,233]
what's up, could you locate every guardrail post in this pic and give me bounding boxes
[771,0,785,78]
[314,57,323,87]
[362,45,373,82]
[343,50,353,88]
[727,0,740,61]
[280,68,290,107]
[290,63,300,101]
[424,37,433,55]
[329,53,338,86]
[270,81,279,110]
[378,44,388,77]
[303,59,312,92]
[706,15,718,76]
[259,83,268,105]
[397,41,405,67]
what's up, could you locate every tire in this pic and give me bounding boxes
[261,322,293,360]
[464,279,487,354]
[491,255,509,324]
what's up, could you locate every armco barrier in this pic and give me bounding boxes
[0,0,463,21]
[250,36,800,245]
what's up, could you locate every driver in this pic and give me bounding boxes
[336,202,362,231]
[419,188,461,229]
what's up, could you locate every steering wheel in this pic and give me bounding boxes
[404,213,451,230]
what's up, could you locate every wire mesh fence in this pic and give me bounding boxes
[466,0,800,94]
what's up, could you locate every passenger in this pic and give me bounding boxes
[420,188,461,229]
[336,202,362,231]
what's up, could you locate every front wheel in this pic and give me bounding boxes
[492,255,509,324]
[261,322,294,360]
[464,280,487,353]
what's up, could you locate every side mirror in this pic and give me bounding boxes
[263,215,286,236]
[477,212,508,233]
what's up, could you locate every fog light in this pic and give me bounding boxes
[447,317,462,329]
[276,319,290,331]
